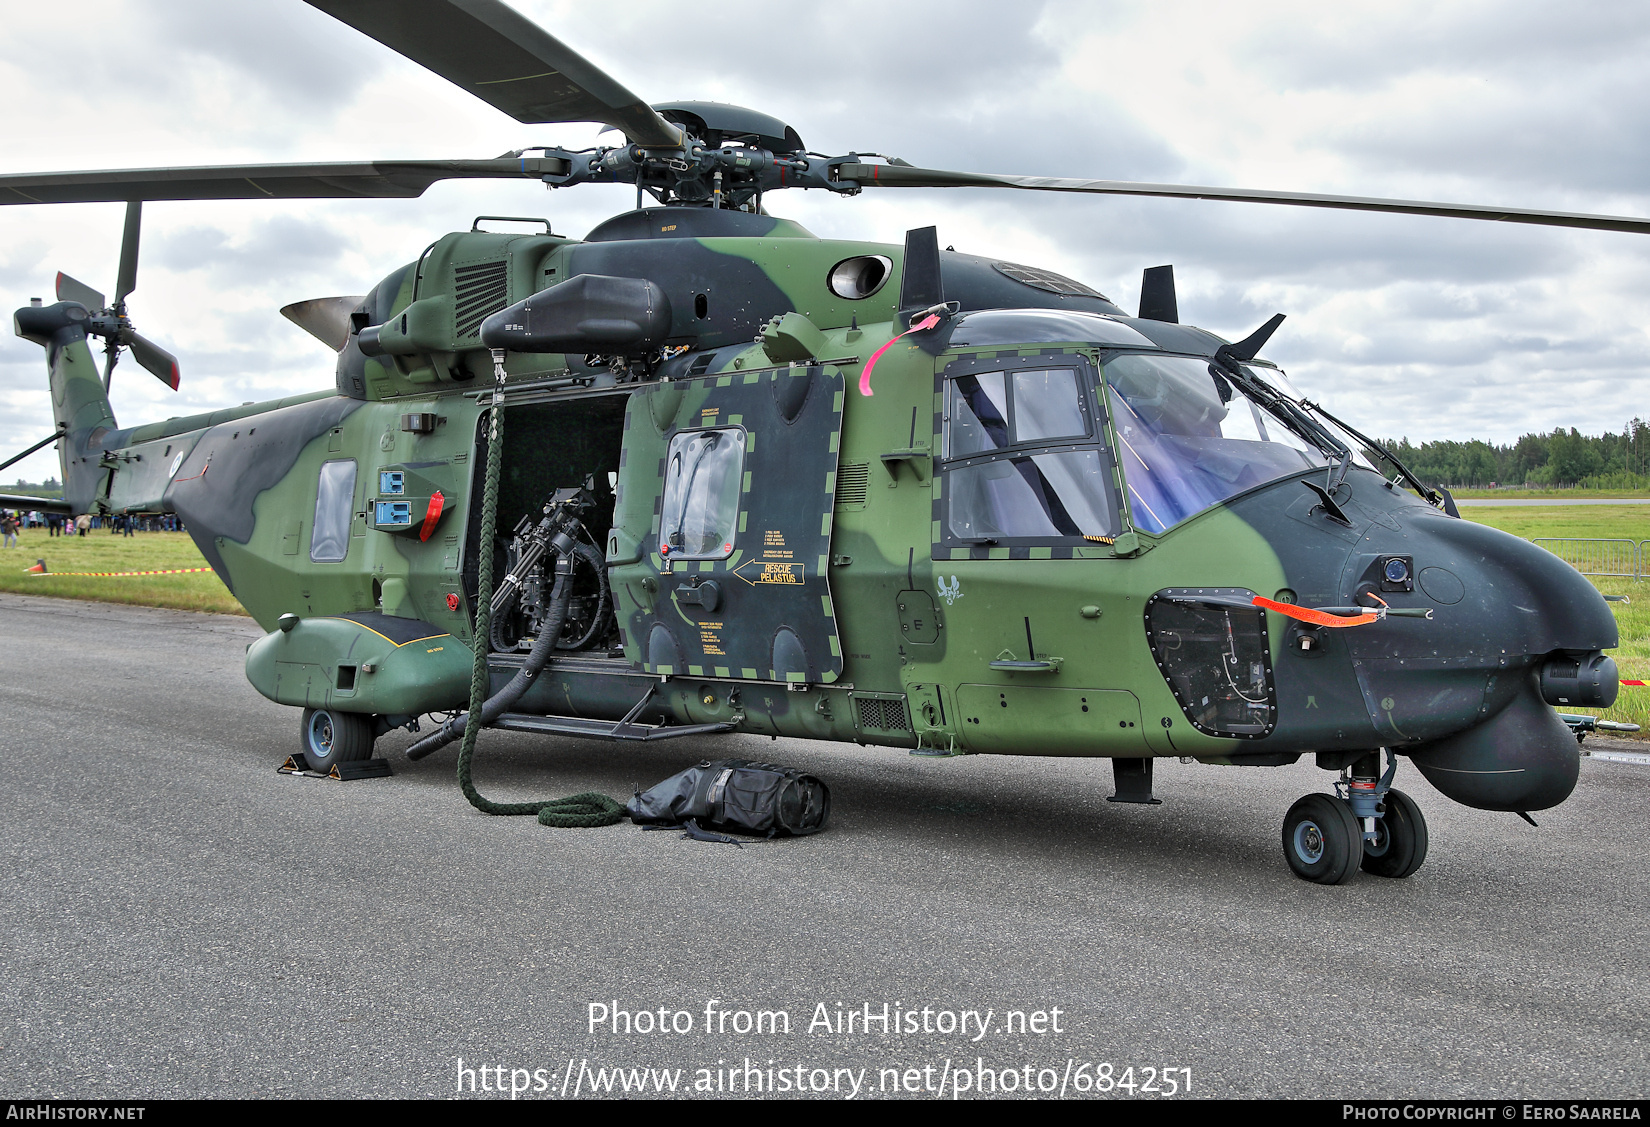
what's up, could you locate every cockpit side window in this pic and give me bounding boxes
[937,355,1120,551]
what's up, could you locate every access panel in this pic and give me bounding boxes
[610,364,845,683]
[954,685,1147,756]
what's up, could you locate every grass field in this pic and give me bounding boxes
[1463,505,1650,737]
[1452,488,1650,500]
[0,529,246,616]
[1459,505,1650,541]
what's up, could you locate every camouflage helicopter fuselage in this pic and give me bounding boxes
[15,204,1616,828]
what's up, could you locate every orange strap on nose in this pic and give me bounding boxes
[1251,594,1380,628]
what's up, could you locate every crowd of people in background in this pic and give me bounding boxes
[0,509,186,543]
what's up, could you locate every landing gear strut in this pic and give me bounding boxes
[1361,787,1428,878]
[1282,750,1428,884]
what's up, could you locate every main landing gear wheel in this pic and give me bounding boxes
[300,707,375,773]
[1282,793,1362,885]
[1361,787,1429,879]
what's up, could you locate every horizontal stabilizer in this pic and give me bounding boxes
[0,493,72,515]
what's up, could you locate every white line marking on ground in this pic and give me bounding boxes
[1586,749,1650,766]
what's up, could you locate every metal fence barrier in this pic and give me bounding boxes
[1532,538,1642,578]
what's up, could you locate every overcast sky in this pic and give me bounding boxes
[3,0,1648,483]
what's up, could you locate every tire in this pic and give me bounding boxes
[1360,788,1429,879]
[299,707,375,772]
[1282,793,1362,885]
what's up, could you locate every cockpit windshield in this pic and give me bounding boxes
[1243,364,1427,500]
[1105,353,1333,533]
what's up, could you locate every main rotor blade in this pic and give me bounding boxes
[840,164,1650,236]
[0,157,564,206]
[126,332,180,391]
[115,201,142,304]
[305,0,683,148]
[281,295,368,352]
[55,272,105,311]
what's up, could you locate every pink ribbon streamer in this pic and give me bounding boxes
[858,313,941,396]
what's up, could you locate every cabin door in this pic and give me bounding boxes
[608,364,845,684]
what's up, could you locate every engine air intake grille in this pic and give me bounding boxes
[454,260,509,338]
[854,694,911,733]
[835,462,870,506]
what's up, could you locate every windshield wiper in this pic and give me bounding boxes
[1297,398,1445,510]
[1211,317,1354,489]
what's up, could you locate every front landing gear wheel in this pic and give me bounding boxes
[300,707,375,773]
[1361,788,1429,878]
[1283,794,1361,884]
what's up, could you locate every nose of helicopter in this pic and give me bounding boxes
[1335,506,1617,811]
[1391,509,1617,654]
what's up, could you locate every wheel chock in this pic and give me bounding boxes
[277,755,393,779]
[330,758,393,780]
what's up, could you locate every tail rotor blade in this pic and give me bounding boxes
[56,272,106,312]
[127,332,180,390]
[115,201,142,304]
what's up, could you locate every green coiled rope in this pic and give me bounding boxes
[456,357,625,830]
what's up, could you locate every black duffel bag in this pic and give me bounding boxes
[626,759,830,837]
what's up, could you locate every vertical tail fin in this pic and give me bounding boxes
[14,301,118,514]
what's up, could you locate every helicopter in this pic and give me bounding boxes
[4,0,1645,883]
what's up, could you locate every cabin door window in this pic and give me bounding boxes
[310,459,357,563]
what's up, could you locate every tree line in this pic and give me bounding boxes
[1380,420,1650,490]
[10,477,62,497]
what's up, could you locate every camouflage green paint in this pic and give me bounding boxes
[14,217,1616,809]
[821,329,1289,758]
[22,309,118,514]
[245,614,472,714]
[219,395,478,634]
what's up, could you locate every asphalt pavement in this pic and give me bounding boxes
[1,592,1646,1100]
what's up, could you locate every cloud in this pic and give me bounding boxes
[0,0,1646,461]
[152,214,361,281]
